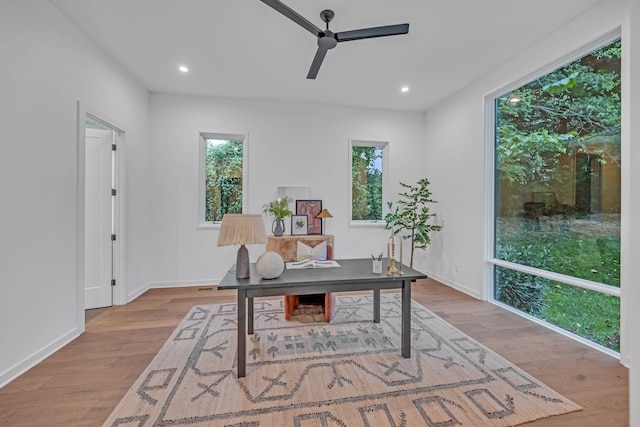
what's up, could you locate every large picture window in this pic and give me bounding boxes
[199,132,247,226]
[350,140,388,223]
[492,37,621,352]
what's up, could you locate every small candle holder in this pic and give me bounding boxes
[397,235,404,275]
[387,241,399,275]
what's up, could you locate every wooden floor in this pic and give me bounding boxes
[85,307,109,323]
[0,279,628,426]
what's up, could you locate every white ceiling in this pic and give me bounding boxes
[51,0,606,112]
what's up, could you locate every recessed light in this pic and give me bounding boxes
[401,86,409,93]
[179,65,189,73]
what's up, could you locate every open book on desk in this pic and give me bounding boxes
[285,259,341,269]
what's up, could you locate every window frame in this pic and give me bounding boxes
[198,132,248,228]
[348,138,389,227]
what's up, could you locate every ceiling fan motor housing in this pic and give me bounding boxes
[318,31,338,49]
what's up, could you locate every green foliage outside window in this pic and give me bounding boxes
[496,40,621,190]
[205,139,243,221]
[352,146,382,220]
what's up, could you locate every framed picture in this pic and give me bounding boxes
[291,215,308,235]
[296,200,323,235]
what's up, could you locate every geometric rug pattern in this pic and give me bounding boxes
[102,293,581,426]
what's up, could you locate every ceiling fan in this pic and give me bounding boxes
[259,0,410,79]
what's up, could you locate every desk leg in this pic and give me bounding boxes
[237,289,247,378]
[401,280,411,358]
[373,289,381,323]
[248,297,254,335]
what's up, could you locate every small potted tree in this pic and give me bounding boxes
[263,196,294,236]
[385,178,442,268]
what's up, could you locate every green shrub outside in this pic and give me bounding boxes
[495,245,552,316]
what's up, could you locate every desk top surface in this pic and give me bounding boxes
[218,258,427,290]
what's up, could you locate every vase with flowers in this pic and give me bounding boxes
[263,196,294,236]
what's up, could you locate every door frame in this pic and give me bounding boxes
[76,101,126,328]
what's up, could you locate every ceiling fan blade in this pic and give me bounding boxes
[307,47,328,79]
[259,0,322,36]
[336,23,409,43]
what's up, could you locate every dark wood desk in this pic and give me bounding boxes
[218,258,427,377]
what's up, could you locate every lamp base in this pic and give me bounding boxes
[236,244,250,279]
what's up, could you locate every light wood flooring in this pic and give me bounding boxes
[85,307,110,323]
[0,279,628,426]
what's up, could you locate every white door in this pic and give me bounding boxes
[84,128,113,309]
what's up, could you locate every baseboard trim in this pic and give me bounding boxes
[149,279,219,289]
[424,271,482,300]
[126,283,150,304]
[125,279,222,304]
[0,327,81,389]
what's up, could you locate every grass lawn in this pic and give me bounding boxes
[543,281,620,351]
[495,215,620,351]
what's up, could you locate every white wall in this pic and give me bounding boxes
[148,94,426,285]
[421,95,487,298]
[624,0,640,422]
[0,1,150,386]
[423,0,638,419]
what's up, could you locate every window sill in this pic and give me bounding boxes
[349,220,385,228]
[197,222,221,230]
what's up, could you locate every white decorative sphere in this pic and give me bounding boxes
[256,251,285,279]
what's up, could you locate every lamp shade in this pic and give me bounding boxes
[217,214,267,279]
[217,214,267,246]
[315,209,333,219]
[315,209,333,235]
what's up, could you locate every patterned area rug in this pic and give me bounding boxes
[103,294,581,426]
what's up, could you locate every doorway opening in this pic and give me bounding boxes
[77,103,125,325]
[575,152,603,218]
[84,117,116,310]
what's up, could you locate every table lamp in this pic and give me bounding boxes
[315,209,333,234]
[217,214,267,279]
